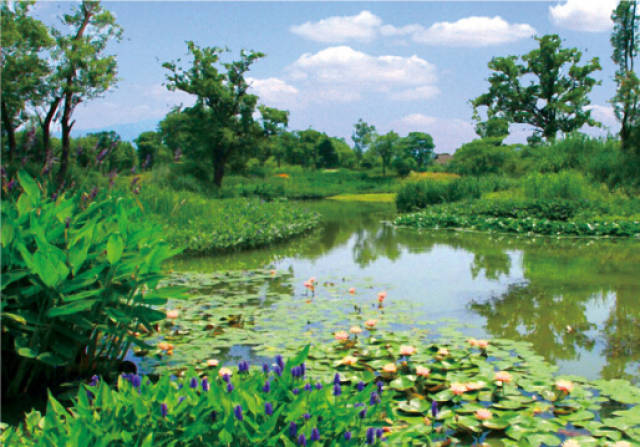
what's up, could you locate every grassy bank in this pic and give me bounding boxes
[138,185,319,254]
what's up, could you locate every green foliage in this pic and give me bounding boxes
[473,34,601,141]
[372,131,399,176]
[522,171,600,202]
[352,118,377,166]
[391,157,416,177]
[1,172,177,397]
[3,348,393,446]
[397,132,435,169]
[316,138,339,169]
[449,138,518,176]
[138,185,319,254]
[395,176,513,212]
[135,131,172,170]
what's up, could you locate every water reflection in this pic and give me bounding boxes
[170,200,640,382]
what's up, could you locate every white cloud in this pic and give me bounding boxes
[391,86,441,101]
[406,16,536,47]
[586,104,619,129]
[247,77,299,108]
[549,0,617,32]
[291,11,535,47]
[290,10,382,43]
[391,114,477,153]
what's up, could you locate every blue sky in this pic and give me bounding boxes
[34,0,620,153]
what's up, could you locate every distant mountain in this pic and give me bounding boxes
[69,118,161,142]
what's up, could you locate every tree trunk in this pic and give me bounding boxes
[213,159,225,188]
[1,99,16,161]
[57,119,72,184]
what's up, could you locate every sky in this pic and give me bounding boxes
[33,0,622,154]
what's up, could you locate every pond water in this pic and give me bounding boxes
[170,200,640,383]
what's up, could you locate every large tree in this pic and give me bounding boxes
[352,119,376,167]
[398,132,435,169]
[372,131,399,176]
[1,1,52,160]
[163,42,264,187]
[611,0,640,153]
[473,34,601,142]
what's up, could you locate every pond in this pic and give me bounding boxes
[167,199,640,383]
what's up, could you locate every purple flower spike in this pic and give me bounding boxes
[366,427,375,445]
[131,375,141,388]
[227,382,234,393]
[431,401,438,418]
[263,363,270,374]
[370,392,380,405]
[298,433,307,446]
[357,381,365,392]
[202,378,210,392]
[304,383,312,392]
[292,388,299,395]
[376,428,383,439]
[234,405,243,421]
[223,374,231,383]
[376,381,384,393]
[275,366,283,377]
[161,403,168,418]
[310,428,320,442]
[89,375,99,387]
[289,421,297,437]
[265,402,273,416]
[333,383,341,396]
[263,381,271,393]
[359,408,367,419]
[303,413,310,420]
[315,382,323,390]
[344,431,352,441]
[6,179,16,191]
[190,377,198,389]
[300,362,306,376]
[276,355,284,369]
[333,373,340,385]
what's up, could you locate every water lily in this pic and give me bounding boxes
[349,287,356,294]
[334,330,349,341]
[166,309,179,319]
[399,345,416,356]
[555,379,574,393]
[377,291,387,303]
[219,367,233,378]
[465,381,486,391]
[450,382,467,395]
[340,355,358,366]
[206,359,219,367]
[475,408,492,420]
[437,347,449,357]
[350,326,362,334]
[416,366,431,377]
[562,440,580,447]
[365,319,378,329]
[494,371,513,384]
[157,342,173,351]
[382,363,397,373]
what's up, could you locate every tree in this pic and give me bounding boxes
[372,131,399,176]
[1,1,52,160]
[611,1,640,153]
[450,138,517,176]
[53,1,122,184]
[163,42,264,187]
[473,34,601,142]
[316,137,339,169]
[352,119,376,167]
[398,132,435,169]
[258,105,289,166]
[475,116,509,141]
[135,131,171,170]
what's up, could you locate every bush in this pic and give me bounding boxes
[522,171,600,202]
[1,172,178,397]
[449,138,518,176]
[3,348,393,446]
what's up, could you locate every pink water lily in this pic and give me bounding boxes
[475,409,492,420]
[416,366,431,377]
[166,309,179,319]
[555,379,574,393]
[334,331,349,341]
[399,345,416,356]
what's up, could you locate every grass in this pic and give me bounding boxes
[137,184,319,254]
[327,193,396,203]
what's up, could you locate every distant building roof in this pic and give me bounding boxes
[434,153,452,165]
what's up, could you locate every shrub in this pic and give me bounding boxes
[449,138,517,176]
[1,172,178,397]
[3,347,393,446]
[522,171,600,202]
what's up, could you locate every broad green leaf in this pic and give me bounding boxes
[106,235,124,264]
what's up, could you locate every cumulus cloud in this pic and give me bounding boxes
[586,104,619,129]
[405,16,536,47]
[286,46,438,103]
[247,77,299,108]
[549,0,617,32]
[391,113,477,153]
[290,10,382,43]
[291,11,535,47]
[391,86,441,101]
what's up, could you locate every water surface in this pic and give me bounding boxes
[171,200,640,382]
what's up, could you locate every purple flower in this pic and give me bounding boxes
[190,377,198,389]
[333,383,341,396]
[369,392,380,406]
[6,179,16,191]
[300,362,306,376]
[227,382,234,393]
[289,421,297,437]
[131,375,141,388]
[96,148,109,164]
[366,427,375,445]
[344,431,352,441]
[202,378,210,392]
[262,363,270,374]
[161,403,168,418]
[223,374,231,383]
[303,413,310,420]
[262,381,271,393]
[265,402,273,416]
[298,434,306,446]
[376,381,384,393]
[178,396,186,404]
[315,382,323,390]
[333,373,340,385]
[431,401,438,418]
[304,383,312,392]
[276,355,284,370]
[310,428,320,442]
[376,428,383,439]
[357,381,365,392]
[51,192,58,200]
[274,366,283,377]
[359,408,367,419]
[89,375,99,387]
[238,361,249,373]
[291,366,300,378]
[292,388,299,395]
[234,405,243,421]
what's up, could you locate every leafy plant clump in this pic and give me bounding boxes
[1,171,179,397]
[138,185,320,254]
[2,347,394,446]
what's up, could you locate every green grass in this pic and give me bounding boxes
[138,185,319,254]
[327,193,396,203]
